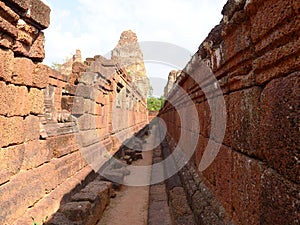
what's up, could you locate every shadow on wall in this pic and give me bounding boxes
[45,125,150,225]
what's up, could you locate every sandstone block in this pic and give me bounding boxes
[12,57,34,85]
[0,144,25,184]
[0,82,31,116]
[13,40,30,57]
[231,152,265,225]
[254,36,300,73]
[33,63,50,88]
[0,32,14,48]
[11,84,30,116]
[22,140,52,170]
[77,114,96,131]
[46,134,78,158]
[0,116,24,148]
[0,2,19,24]
[61,96,85,115]
[16,29,33,45]
[60,201,92,222]
[29,32,45,61]
[254,16,300,54]
[261,169,299,224]
[228,86,262,158]
[29,87,44,115]
[71,180,110,218]
[24,115,40,141]
[250,0,295,43]
[24,0,50,29]
[0,48,14,82]
[260,72,300,183]
[0,14,18,37]
[5,0,30,13]
[0,169,46,223]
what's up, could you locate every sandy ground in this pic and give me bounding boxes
[97,132,155,225]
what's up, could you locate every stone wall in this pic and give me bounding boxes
[159,0,299,224]
[0,1,148,224]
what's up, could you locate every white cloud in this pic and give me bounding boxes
[44,0,227,94]
[44,0,227,65]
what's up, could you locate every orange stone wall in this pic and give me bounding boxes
[159,0,299,224]
[0,1,148,224]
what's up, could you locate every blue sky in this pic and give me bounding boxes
[43,0,227,96]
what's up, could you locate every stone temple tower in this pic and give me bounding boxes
[111,30,149,99]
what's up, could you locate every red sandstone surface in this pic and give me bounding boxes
[0,0,299,224]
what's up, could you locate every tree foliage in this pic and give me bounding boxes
[147,96,165,111]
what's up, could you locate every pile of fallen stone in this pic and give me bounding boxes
[46,178,113,225]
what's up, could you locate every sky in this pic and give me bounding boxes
[43,0,227,96]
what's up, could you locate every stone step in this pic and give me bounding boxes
[46,180,112,225]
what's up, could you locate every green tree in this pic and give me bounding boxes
[147,96,165,111]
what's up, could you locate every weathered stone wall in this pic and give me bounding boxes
[159,0,299,224]
[0,1,148,224]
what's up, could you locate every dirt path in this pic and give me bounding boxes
[97,132,155,225]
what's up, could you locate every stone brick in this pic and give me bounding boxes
[250,0,295,43]
[255,50,300,85]
[223,12,252,62]
[260,73,300,183]
[0,144,25,184]
[214,146,233,218]
[13,40,30,57]
[33,63,50,88]
[24,115,40,141]
[77,114,96,131]
[261,169,299,224]
[254,15,300,53]
[61,96,85,115]
[0,116,24,148]
[228,87,263,158]
[5,0,30,13]
[29,32,45,61]
[0,14,17,37]
[254,36,300,72]
[46,134,78,158]
[21,140,52,170]
[0,32,14,48]
[0,83,31,116]
[232,152,265,225]
[0,48,13,81]
[12,57,34,85]
[0,1,19,24]
[16,28,33,45]
[29,87,44,114]
[24,0,51,29]
[52,152,87,186]
[0,169,46,223]
[60,201,92,222]
[11,84,30,116]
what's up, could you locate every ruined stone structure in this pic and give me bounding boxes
[59,49,83,76]
[159,0,300,224]
[0,0,299,224]
[163,70,181,98]
[112,30,149,100]
[0,1,148,224]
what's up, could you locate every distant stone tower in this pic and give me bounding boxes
[111,30,149,99]
[164,70,182,98]
[60,49,82,76]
